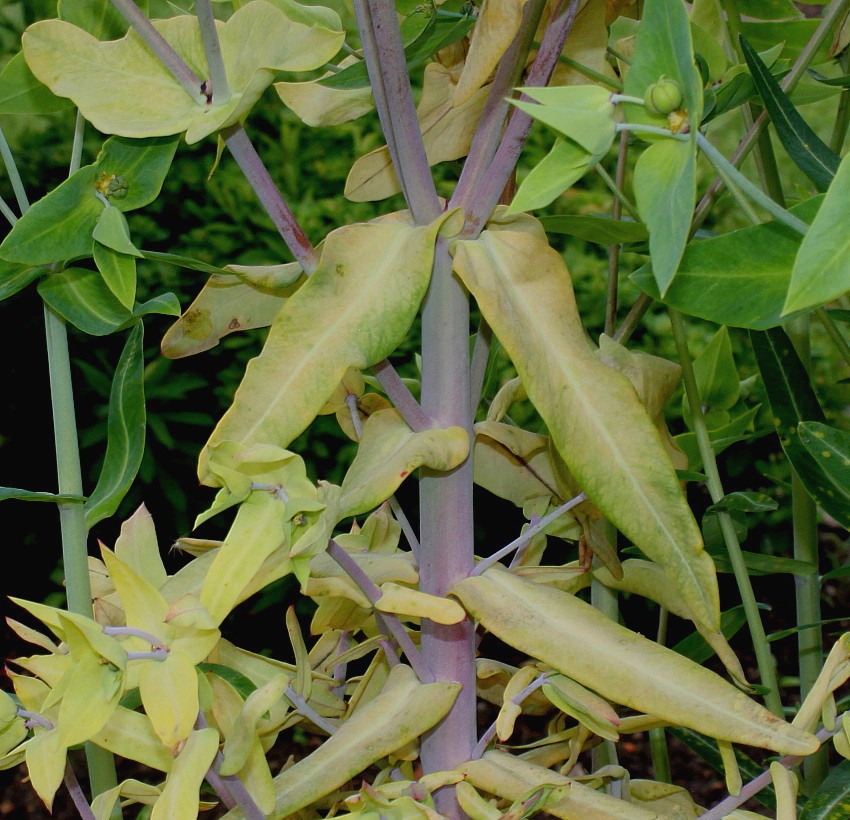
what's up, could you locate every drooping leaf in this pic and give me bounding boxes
[375,582,466,625]
[539,214,648,244]
[452,566,818,755]
[23,1,344,144]
[57,652,123,747]
[199,211,455,485]
[38,267,132,335]
[707,491,778,514]
[24,730,65,811]
[751,329,850,528]
[139,649,198,751]
[84,322,146,527]
[92,205,141,257]
[0,52,72,115]
[632,195,821,329]
[339,408,468,519]
[150,728,219,820]
[740,36,839,192]
[800,759,850,819]
[0,135,178,265]
[93,243,137,309]
[0,487,85,503]
[452,225,718,630]
[785,152,850,314]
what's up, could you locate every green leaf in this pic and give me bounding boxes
[452,225,719,630]
[92,205,141,257]
[0,52,72,115]
[676,406,762,472]
[93,243,137,310]
[740,19,827,64]
[785,152,850,314]
[84,323,146,527]
[139,249,233,277]
[750,329,850,528]
[339,408,468,519]
[509,138,599,214]
[707,490,778,514]
[58,0,139,39]
[800,759,850,819]
[737,0,802,20]
[24,2,344,143]
[539,214,648,245]
[199,210,455,485]
[768,618,850,644]
[672,604,764,666]
[268,665,460,817]
[633,138,696,296]
[707,548,816,577]
[0,487,85,503]
[198,663,258,699]
[683,327,739,424]
[0,261,44,302]
[631,195,821,329]
[453,566,817,755]
[0,135,178,265]
[38,267,132,335]
[740,36,838,192]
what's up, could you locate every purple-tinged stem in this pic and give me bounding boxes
[195,0,230,104]
[389,496,421,563]
[346,392,364,439]
[461,0,584,237]
[699,727,833,819]
[222,125,318,274]
[473,493,587,576]
[64,762,97,820]
[18,709,52,730]
[108,0,204,100]
[371,359,433,432]
[326,539,433,683]
[351,0,441,224]
[450,0,548,211]
[509,514,540,569]
[126,649,169,661]
[103,626,164,646]
[285,686,339,735]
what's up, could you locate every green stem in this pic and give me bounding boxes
[613,293,652,345]
[594,162,641,221]
[604,132,628,337]
[556,54,622,91]
[786,317,827,793]
[830,51,850,154]
[649,607,672,783]
[816,308,850,372]
[669,310,783,718]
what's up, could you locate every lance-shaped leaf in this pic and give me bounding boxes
[0,260,44,302]
[85,322,145,527]
[543,674,621,742]
[0,487,85,503]
[800,759,850,820]
[114,504,167,590]
[221,665,459,820]
[452,228,718,629]
[339,408,468,518]
[199,211,455,485]
[25,730,65,811]
[56,650,123,748]
[375,582,466,625]
[785,152,850,314]
[796,422,850,529]
[740,36,838,192]
[0,135,178,266]
[23,1,344,144]
[161,271,300,358]
[139,649,198,752]
[452,566,818,755]
[150,728,219,820]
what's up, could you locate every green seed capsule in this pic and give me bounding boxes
[645,76,684,116]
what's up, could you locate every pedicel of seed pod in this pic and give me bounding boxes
[645,76,684,116]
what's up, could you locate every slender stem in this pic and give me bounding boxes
[195,0,230,104]
[556,53,622,91]
[17,710,53,730]
[649,607,672,783]
[222,125,318,273]
[594,162,641,221]
[604,132,628,337]
[816,308,850,372]
[345,392,363,440]
[370,359,432,432]
[669,310,783,717]
[461,0,584,237]
[64,763,97,820]
[0,125,29,213]
[0,193,17,226]
[473,493,587,576]
[351,0,440,223]
[326,539,434,683]
[389,495,421,563]
[108,0,203,99]
[698,727,833,820]
[610,94,645,106]
[613,293,652,345]
[103,626,165,646]
[830,51,850,153]
[695,132,809,234]
[285,686,339,735]
[615,123,688,142]
[786,317,827,793]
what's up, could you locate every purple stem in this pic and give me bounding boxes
[284,686,339,735]
[331,630,351,696]
[108,0,203,100]
[18,709,54,730]
[473,493,587,576]
[389,495,421,563]
[351,0,441,224]
[698,727,833,819]
[103,625,164,647]
[126,649,169,661]
[195,0,230,104]
[461,0,584,238]
[509,514,541,569]
[64,762,97,820]
[326,539,434,683]
[371,359,434,432]
[346,392,364,440]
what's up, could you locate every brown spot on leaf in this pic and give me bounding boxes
[228,318,241,330]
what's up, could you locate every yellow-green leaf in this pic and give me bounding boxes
[57,652,123,747]
[375,582,466,625]
[339,408,468,518]
[452,566,818,755]
[24,729,65,811]
[139,649,199,751]
[91,706,173,771]
[199,211,455,484]
[451,226,718,629]
[150,727,219,820]
[23,1,344,143]
[114,503,167,590]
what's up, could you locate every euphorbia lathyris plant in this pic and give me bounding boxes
[2,0,850,818]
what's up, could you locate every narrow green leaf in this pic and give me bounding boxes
[751,329,850,528]
[676,406,762,472]
[740,36,838,192]
[0,261,44,302]
[38,267,132,336]
[785,152,850,314]
[453,225,718,629]
[631,196,821,329]
[0,487,85,503]
[672,604,765,665]
[139,249,234,277]
[93,243,136,309]
[768,618,850,644]
[738,0,801,20]
[707,548,816,577]
[683,327,740,424]
[198,663,258,699]
[84,323,146,527]
[150,728,219,820]
[706,490,778,514]
[800,759,850,819]
[0,52,72,115]
[539,214,648,245]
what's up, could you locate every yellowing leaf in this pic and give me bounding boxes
[496,665,538,741]
[199,211,454,483]
[150,727,219,820]
[139,649,199,751]
[376,582,466,625]
[551,0,618,87]
[24,730,65,811]
[339,408,468,518]
[451,227,718,629]
[57,653,123,747]
[452,566,819,755]
[102,546,170,641]
[345,63,489,202]
[23,1,344,143]
[114,503,167,590]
